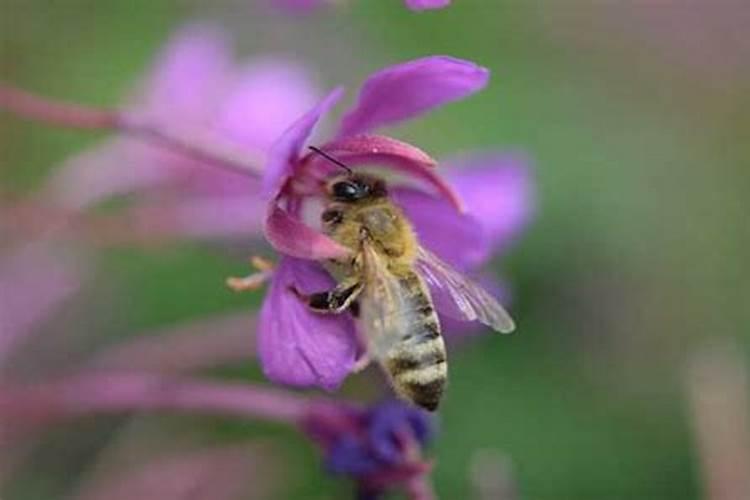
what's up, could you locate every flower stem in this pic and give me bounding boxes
[0,84,118,129]
[86,312,256,372]
[0,82,265,179]
[1,373,320,427]
[687,343,750,500]
[405,475,437,500]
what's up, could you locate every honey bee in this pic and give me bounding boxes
[298,147,515,411]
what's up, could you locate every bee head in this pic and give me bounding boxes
[327,173,387,203]
[307,146,387,202]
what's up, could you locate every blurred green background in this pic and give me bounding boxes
[2,1,749,499]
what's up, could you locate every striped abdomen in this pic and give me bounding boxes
[385,271,447,411]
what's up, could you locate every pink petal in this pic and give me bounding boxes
[391,187,487,270]
[132,24,232,125]
[130,194,266,240]
[44,139,174,210]
[445,153,535,252]
[306,135,464,212]
[0,245,82,364]
[310,134,436,171]
[405,0,451,10]
[73,446,265,500]
[258,257,357,390]
[272,0,324,13]
[176,167,261,197]
[262,87,344,199]
[264,203,351,260]
[216,59,320,152]
[338,56,489,137]
[89,312,256,372]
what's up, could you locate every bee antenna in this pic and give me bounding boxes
[308,146,353,175]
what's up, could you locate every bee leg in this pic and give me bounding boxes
[292,280,363,314]
[349,300,360,318]
[352,353,371,373]
[226,256,274,292]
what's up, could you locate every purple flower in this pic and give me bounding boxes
[44,24,318,240]
[275,0,450,12]
[255,56,534,391]
[303,400,435,496]
[404,0,451,11]
[0,244,83,367]
[396,152,534,271]
[273,0,323,12]
[258,257,359,389]
[2,369,433,498]
[72,445,267,500]
[88,311,256,373]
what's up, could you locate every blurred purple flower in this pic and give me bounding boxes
[73,445,269,500]
[0,244,83,366]
[1,368,433,498]
[304,400,435,497]
[275,0,450,12]
[254,56,534,391]
[44,24,318,241]
[404,0,451,11]
[273,0,323,12]
[88,311,256,373]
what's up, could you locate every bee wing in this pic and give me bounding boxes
[359,242,419,360]
[415,246,515,334]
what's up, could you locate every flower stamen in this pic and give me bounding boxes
[226,256,275,292]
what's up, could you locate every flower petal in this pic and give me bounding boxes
[44,139,174,210]
[264,203,351,260]
[89,312,255,372]
[127,194,266,241]
[216,59,320,152]
[132,24,232,124]
[304,135,464,212]
[273,0,323,12]
[0,245,82,364]
[315,135,436,169]
[405,0,451,10]
[72,444,266,500]
[258,257,357,390]
[338,56,489,137]
[368,401,434,463]
[391,187,486,270]
[262,87,344,199]
[326,436,381,477]
[445,153,535,252]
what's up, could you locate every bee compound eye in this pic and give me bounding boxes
[333,181,360,200]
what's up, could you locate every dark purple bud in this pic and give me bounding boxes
[367,400,435,464]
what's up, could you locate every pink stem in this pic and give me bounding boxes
[469,450,518,500]
[687,344,750,500]
[1,373,320,427]
[0,84,118,129]
[0,82,264,179]
[405,475,436,500]
[119,115,265,179]
[87,312,256,372]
